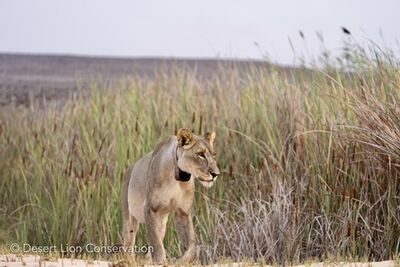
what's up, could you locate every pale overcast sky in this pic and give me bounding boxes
[0,0,399,65]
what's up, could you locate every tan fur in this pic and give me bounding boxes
[121,128,220,264]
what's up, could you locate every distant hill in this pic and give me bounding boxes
[0,53,295,106]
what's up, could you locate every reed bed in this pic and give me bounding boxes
[0,49,399,265]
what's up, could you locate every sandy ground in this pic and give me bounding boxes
[0,254,110,267]
[0,254,398,267]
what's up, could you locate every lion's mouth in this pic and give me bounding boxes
[198,177,216,188]
[197,176,216,183]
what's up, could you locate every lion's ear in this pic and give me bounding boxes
[205,131,216,147]
[177,128,195,148]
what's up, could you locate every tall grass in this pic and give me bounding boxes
[0,48,399,264]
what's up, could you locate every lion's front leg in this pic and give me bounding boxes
[174,209,196,263]
[144,206,168,264]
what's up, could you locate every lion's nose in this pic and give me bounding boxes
[210,172,219,178]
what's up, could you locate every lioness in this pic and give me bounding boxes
[121,128,220,263]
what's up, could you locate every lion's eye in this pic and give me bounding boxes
[197,152,205,159]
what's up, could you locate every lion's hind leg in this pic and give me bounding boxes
[123,214,139,248]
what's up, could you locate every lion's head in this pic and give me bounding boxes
[176,128,220,188]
